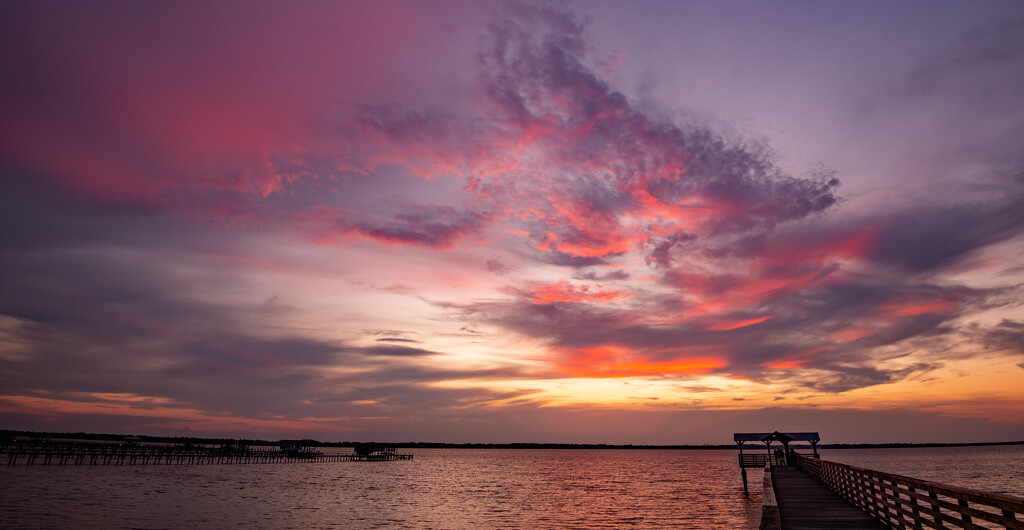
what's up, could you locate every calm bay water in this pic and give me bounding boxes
[820,444,1024,498]
[1,445,1021,529]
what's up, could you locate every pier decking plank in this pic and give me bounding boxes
[772,466,886,530]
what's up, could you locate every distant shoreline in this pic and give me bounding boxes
[4,429,1022,450]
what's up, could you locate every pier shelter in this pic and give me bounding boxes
[735,431,820,460]
[734,431,820,492]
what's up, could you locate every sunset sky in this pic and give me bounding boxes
[2,1,1023,444]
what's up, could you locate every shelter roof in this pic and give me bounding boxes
[733,432,820,443]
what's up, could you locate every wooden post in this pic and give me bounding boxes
[930,492,944,528]
[957,499,971,525]
[867,474,879,519]
[889,479,902,527]
[738,441,749,493]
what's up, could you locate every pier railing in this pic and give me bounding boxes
[794,454,1024,529]
[740,453,769,468]
[760,462,782,530]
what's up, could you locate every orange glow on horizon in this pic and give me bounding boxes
[556,345,727,377]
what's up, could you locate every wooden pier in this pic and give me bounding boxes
[2,440,413,466]
[738,432,1024,529]
[792,453,1023,529]
[769,463,885,529]
[758,458,1024,529]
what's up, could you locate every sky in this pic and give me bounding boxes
[1,0,1023,445]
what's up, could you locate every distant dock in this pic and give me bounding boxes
[2,440,413,466]
[736,432,1024,529]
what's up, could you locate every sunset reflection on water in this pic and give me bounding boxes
[1,449,763,528]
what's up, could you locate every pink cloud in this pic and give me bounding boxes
[0,1,463,201]
[528,280,629,305]
[706,315,773,331]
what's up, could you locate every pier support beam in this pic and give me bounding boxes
[738,441,749,493]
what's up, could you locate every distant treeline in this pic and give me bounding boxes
[346,442,738,450]
[2,430,1021,450]
[819,441,1024,449]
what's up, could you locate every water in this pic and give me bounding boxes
[820,444,1024,498]
[1,449,762,529]
[1,446,1020,529]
